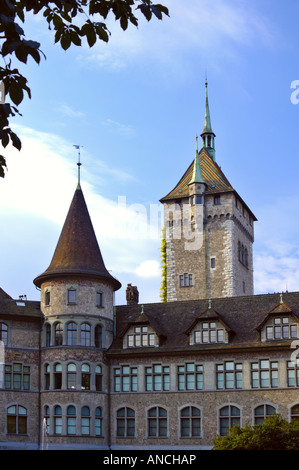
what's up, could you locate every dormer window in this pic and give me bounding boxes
[266,317,297,341]
[127,326,155,348]
[190,320,227,345]
[194,322,224,344]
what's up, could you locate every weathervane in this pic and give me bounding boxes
[73,144,83,188]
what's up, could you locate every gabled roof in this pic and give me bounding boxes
[256,300,298,331]
[160,148,234,202]
[119,306,165,340]
[184,307,234,336]
[34,187,121,291]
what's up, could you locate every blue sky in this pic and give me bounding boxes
[1,0,299,305]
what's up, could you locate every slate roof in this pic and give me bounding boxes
[107,291,299,357]
[0,288,42,319]
[33,187,121,291]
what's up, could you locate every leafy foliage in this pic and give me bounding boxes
[213,414,299,450]
[160,225,167,302]
[0,0,169,176]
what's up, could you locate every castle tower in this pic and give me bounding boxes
[160,82,257,302]
[33,167,121,448]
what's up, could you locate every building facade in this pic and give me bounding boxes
[0,86,299,450]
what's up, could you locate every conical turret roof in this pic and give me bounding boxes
[34,187,121,291]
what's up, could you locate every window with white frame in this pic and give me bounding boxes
[265,316,297,341]
[193,321,225,344]
[127,326,155,348]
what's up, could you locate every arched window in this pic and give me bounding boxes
[0,322,8,346]
[67,363,76,390]
[7,405,27,434]
[67,405,76,435]
[54,405,62,435]
[180,406,201,437]
[290,404,299,422]
[54,322,63,346]
[54,363,62,390]
[254,404,275,425]
[147,406,167,438]
[45,324,51,347]
[219,405,240,436]
[81,364,90,390]
[116,407,135,437]
[80,323,91,346]
[95,324,102,348]
[81,406,90,435]
[95,407,102,436]
[67,322,77,346]
[44,364,50,390]
[44,406,50,434]
[95,365,103,391]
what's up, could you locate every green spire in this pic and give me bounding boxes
[190,136,205,184]
[200,79,216,161]
[203,79,213,133]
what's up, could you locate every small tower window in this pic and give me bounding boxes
[214,195,221,205]
[211,257,216,269]
[67,288,77,305]
[96,291,104,308]
[45,291,50,306]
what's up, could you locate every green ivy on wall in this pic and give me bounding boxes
[160,225,167,302]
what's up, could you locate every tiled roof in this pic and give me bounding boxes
[0,290,42,319]
[160,148,234,202]
[34,187,121,291]
[108,291,299,356]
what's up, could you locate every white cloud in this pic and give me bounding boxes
[101,118,136,138]
[56,103,85,118]
[253,196,299,295]
[0,125,162,304]
[76,0,274,71]
[135,260,160,278]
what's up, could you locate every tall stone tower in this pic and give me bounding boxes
[160,81,257,302]
[33,170,121,448]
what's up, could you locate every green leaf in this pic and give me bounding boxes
[0,155,7,178]
[10,130,21,150]
[70,29,81,46]
[60,31,71,50]
[9,82,23,105]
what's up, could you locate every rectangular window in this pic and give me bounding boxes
[211,257,216,269]
[4,364,30,390]
[287,361,299,387]
[177,363,203,391]
[216,362,242,389]
[67,289,77,304]
[113,366,138,392]
[145,364,170,391]
[251,360,278,388]
[96,291,103,307]
[179,273,193,287]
